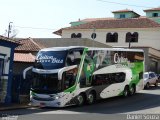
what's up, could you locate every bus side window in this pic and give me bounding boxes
[113,73,125,83]
[92,74,110,86]
[66,51,75,66]
[73,51,81,65]
[66,51,82,66]
[64,72,75,89]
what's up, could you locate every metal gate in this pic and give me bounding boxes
[12,74,31,103]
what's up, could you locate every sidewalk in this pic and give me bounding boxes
[0,103,30,111]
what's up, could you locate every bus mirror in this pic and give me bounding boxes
[58,65,78,80]
[23,66,33,79]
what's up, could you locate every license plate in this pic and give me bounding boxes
[40,103,45,107]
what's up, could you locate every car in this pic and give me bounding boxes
[156,74,160,83]
[143,72,158,89]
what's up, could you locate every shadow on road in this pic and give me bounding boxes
[1,86,160,115]
[143,85,160,90]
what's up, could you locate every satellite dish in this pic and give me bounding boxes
[9,29,19,38]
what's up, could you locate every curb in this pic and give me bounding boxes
[0,104,31,111]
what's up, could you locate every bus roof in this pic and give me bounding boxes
[40,46,85,51]
[40,46,144,52]
[88,47,144,52]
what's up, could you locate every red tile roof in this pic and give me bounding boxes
[15,38,41,52]
[14,53,35,62]
[144,7,160,12]
[54,17,160,35]
[0,35,19,44]
[112,9,134,13]
[53,29,62,36]
[65,18,160,30]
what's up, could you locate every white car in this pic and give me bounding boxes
[143,72,158,89]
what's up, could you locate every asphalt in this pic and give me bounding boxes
[0,83,159,112]
[0,103,30,111]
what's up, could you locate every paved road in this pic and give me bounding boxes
[1,85,160,120]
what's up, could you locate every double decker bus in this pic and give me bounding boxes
[23,46,144,107]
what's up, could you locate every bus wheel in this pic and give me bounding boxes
[87,92,96,105]
[77,94,85,106]
[123,86,129,97]
[129,85,136,96]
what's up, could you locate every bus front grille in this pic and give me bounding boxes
[33,96,54,101]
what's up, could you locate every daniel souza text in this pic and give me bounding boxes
[127,114,160,120]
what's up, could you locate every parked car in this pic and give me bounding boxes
[156,74,160,83]
[143,72,158,89]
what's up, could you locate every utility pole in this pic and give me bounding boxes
[8,22,13,38]
[128,35,132,48]
[92,26,96,47]
[129,39,131,48]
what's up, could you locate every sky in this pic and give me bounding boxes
[0,0,159,38]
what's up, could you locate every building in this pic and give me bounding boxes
[53,8,160,73]
[0,36,19,103]
[144,7,160,24]
[13,38,40,75]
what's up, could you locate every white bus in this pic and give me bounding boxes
[24,46,144,107]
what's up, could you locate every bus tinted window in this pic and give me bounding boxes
[66,50,82,66]
[92,72,126,86]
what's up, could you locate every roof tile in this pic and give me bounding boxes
[15,38,41,52]
[0,35,19,44]
[66,18,160,30]
[14,53,35,62]
[144,7,160,12]
[112,9,134,13]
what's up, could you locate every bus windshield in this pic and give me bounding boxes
[34,51,68,69]
[31,72,76,94]
[31,73,62,94]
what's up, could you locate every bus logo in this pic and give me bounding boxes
[114,53,129,64]
[37,54,63,64]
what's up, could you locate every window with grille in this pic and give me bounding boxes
[106,32,118,42]
[126,32,138,42]
[71,33,82,38]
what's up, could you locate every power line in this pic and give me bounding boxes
[15,26,57,30]
[97,0,152,8]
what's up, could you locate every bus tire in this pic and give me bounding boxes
[77,93,85,106]
[123,86,129,97]
[87,91,96,105]
[129,85,136,96]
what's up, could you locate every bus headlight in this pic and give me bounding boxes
[50,95,60,100]
[54,96,59,100]
[52,94,65,100]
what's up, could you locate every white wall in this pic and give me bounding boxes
[62,28,160,50]
[114,12,138,19]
